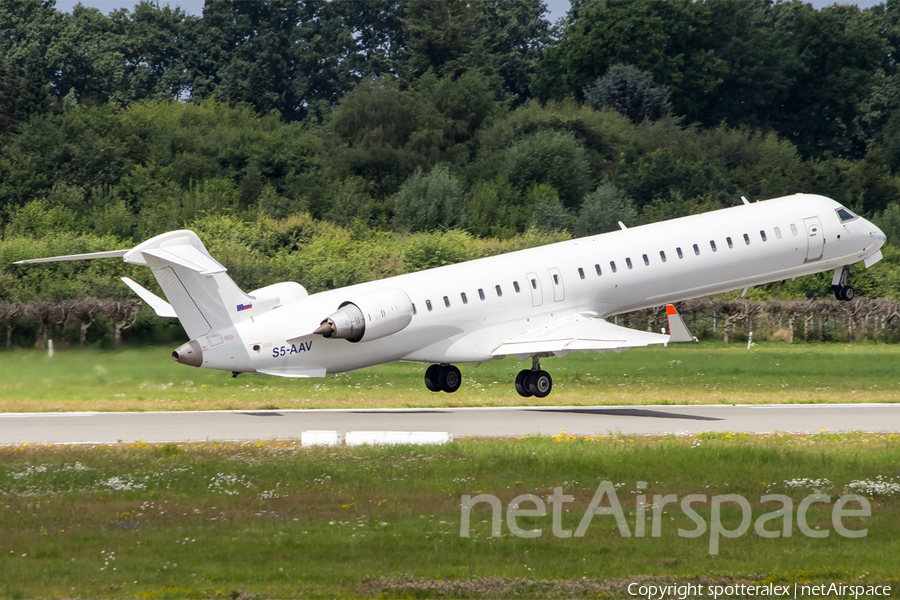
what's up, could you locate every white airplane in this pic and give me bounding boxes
[15,193,886,398]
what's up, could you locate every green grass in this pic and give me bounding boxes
[1,435,899,598]
[2,342,900,412]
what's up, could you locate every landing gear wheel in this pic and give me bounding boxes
[424,364,441,392]
[527,370,553,398]
[438,364,461,393]
[833,285,855,301]
[515,370,533,398]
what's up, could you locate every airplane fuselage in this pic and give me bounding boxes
[194,194,884,377]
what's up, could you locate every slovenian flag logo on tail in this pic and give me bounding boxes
[237,303,253,312]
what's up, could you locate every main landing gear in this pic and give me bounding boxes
[832,266,855,301]
[424,363,461,393]
[515,357,553,399]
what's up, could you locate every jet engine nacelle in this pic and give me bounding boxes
[314,288,414,343]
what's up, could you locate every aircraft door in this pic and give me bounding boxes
[525,272,542,307]
[803,216,824,261]
[548,267,565,302]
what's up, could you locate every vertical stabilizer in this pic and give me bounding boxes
[123,231,253,339]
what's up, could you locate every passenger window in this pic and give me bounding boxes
[676,247,683,259]
[578,267,585,279]
[710,241,717,252]
[461,292,468,304]
[495,284,502,297]
[659,251,666,263]
[610,261,617,273]
[530,278,537,289]
[412,303,417,315]
[443,296,450,307]
[513,281,520,293]
[478,288,485,301]
[743,233,750,245]
[595,264,602,276]
[726,237,733,249]
[642,254,649,266]
[626,257,633,269]
[774,227,782,239]
[693,244,700,256]
[760,230,767,242]
[426,300,433,312]
[553,274,559,285]
[790,224,798,236]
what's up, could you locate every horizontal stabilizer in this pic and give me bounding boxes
[665,304,697,343]
[121,277,177,318]
[13,249,128,264]
[138,246,226,275]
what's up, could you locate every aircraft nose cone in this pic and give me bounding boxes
[172,339,203,367]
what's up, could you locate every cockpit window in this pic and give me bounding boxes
[836,207,858,223]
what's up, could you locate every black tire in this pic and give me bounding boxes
[527,370,553,398]
[842,286,854,301]
[424,364,441,392]
[515,369,533,397]
[439,365,462,393]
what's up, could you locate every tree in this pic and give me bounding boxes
[402,0,487,79]
[533,0,726,121]
[183,0,356,121]
[329,71,500,198]
[480,0,552,103]
[528,184,569,231]
[584,65,671,123]
[574,180,637,237]
[393,165,465,232]
[766,2,884,156]
[499,130,592,208]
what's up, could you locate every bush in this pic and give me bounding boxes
[574,180,637,237]
[393,165,465,232]
[584,65,672,123]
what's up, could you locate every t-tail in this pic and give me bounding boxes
[14,230,281,344]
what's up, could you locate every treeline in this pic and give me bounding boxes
[4,0,900,344]
[625,298,900,344]
[0,298,141,349]
[6,296,900,351]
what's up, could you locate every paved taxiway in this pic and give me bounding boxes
[1,404,898,444]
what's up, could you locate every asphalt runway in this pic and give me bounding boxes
[1,404,899,444]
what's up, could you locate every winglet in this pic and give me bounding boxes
[665,304,697,343]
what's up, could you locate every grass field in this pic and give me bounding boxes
[1,434,898,599]
[1,342,900,412]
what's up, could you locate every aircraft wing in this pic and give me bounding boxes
[491,305,693,359]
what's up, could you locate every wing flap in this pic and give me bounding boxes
[491,313,670,358]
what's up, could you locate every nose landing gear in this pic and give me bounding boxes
[832,266,855,301]
[424,363,462,393]
[515,357,553,398]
